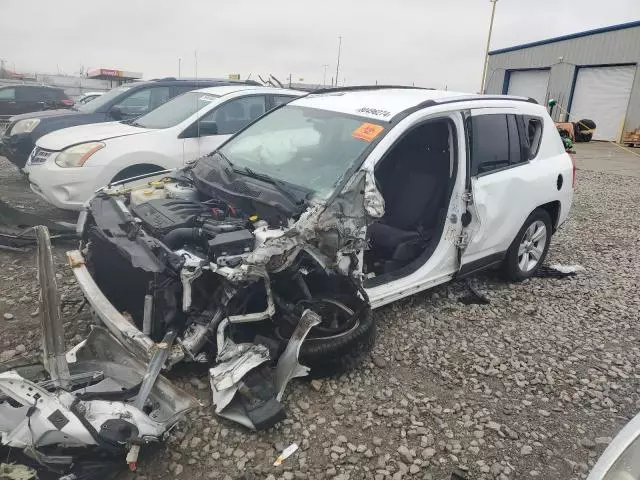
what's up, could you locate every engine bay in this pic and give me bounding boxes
[77,173,378,429]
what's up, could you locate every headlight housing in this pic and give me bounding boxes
[10,118,40,135]
[55,142,105,168]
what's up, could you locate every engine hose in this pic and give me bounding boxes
[162,227,208,250]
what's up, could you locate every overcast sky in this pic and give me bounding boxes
[1,0,638,92]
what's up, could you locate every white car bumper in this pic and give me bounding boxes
[26,157,101,211]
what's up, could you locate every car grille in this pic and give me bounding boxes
[29,147,54,165]
[0,118,10,136]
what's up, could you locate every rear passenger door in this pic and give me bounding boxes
[459,109,534,267]
[15,87,45,114]
[0,88,18,117]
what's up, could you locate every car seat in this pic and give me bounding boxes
[367,122,450,273]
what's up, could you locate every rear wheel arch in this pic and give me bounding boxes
[537,200,561,232]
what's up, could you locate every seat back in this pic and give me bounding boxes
[381,122,451,231]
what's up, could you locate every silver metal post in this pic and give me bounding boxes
[480,0,498,94]
[35,226,71,390]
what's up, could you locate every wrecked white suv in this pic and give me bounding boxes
[70,86,573,429]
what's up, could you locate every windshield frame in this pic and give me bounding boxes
[194,104,393,203]
[75,84,136,113]
[130,91,220,130]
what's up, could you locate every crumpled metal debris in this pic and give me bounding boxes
[244,170,384,278]
[209,309,320,430]
[275,309,321,400]
[0,227,197,479]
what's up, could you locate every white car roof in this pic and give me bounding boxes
[191,85,305,97]
[289,87,535,121]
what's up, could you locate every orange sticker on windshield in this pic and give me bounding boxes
[352,123,384,142]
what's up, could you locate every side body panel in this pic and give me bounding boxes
[461,105,573,265]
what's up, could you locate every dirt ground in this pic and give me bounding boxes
[0,143,639,480]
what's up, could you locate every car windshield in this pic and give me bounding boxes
[205,105,385,198]
[76,85,134,113]
[131,92,219,129]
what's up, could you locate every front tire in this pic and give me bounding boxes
[503,209,552,281]
[275,294,376,377]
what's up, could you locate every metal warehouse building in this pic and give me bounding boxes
[485,20,640,142]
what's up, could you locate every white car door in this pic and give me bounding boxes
[459,108,546,271]
[181,95,268,164]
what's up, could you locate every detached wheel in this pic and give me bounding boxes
[503,209,552,281]
[276,295,376,377]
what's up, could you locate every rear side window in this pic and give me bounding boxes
[469,114,510,175]
[469,114,532,175]
[15,88,40,101]
[521,116,544,159]
[507,114,523,165]
[0,88,15,100]
[272,95,296,108]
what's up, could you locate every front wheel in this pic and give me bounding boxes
[275,294,376,377]
[503,209,552,281]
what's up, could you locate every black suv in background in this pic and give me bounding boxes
[0,78,261,169]
[0,85,73,123]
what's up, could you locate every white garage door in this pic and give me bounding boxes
[507,70,550,105]
[570,65,636,141]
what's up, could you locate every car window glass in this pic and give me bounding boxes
[39,88,60,102]
[469,114,510,175]
[202,96,266,135]
[113,86,171,116]
[76,85,133,113]
[507,114,523,164]
[15,88,40,102]
[272,95,295,108]
[0,88,15,101]
[173,86,197,96]
[215,105,381,198]
[522,116,544,159]
[134,92,219,129]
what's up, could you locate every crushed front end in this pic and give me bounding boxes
[71,163,382,429]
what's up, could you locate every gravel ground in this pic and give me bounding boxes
[1,151,639,480]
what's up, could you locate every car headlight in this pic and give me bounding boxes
[55,142,105,168]
[10,118,40,135]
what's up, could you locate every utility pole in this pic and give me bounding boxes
[321,64,329,86]
[335,35,342,87]
[480,0,498,94]
[288,73,292,88]
[178,57,181,78]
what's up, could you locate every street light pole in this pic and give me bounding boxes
[322,64,329,86]
[480,0,498,94]
[178,58,181,78]
[335,36,342,87]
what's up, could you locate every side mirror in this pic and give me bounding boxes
[109,106,123,120]
[180,121,218,138]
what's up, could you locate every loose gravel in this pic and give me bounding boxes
[0,160,638,480]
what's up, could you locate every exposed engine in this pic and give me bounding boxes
[79,175,376,429]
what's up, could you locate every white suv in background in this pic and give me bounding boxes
[24,86,303,210]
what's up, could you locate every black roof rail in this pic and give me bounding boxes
[310,85,434,95]
[149,77,262,86]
